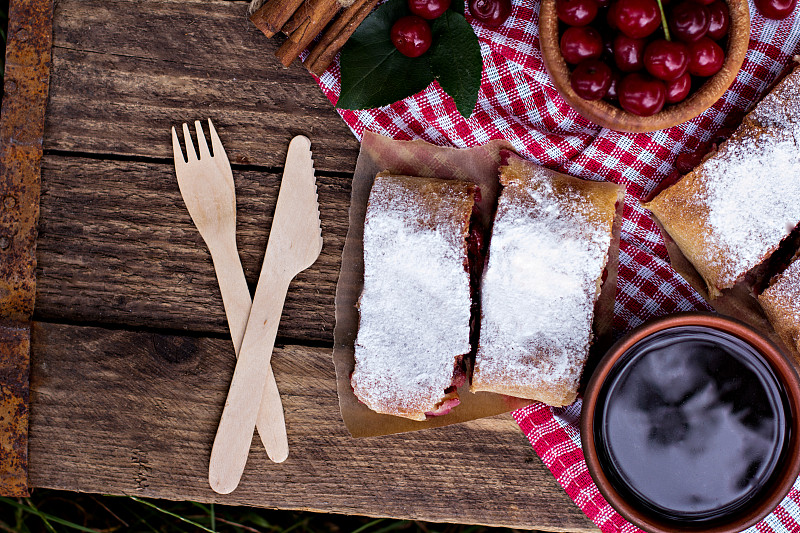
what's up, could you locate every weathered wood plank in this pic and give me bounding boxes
[45,0,361,172]
[28,321,597,531]
[34,154,349,341]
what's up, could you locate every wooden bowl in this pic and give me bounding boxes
[581,313,800,533]
[539,0,750,132]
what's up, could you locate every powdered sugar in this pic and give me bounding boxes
[764,255,800,322]
[749,68,800,137]
[352,176,472,420]
[474,166,613,403]
[701,128,800,287]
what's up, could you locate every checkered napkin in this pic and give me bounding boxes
[313,1,800,530]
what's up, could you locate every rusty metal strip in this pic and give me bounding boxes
[0,0,54,496]
[0,320,29,497]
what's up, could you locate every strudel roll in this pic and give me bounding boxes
[759,252,800,362]
[645,65,800,298]
[351,173,476,421]
[471,155,625,406]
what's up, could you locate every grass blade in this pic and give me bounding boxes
[24,498,57,533]
[128,496,215,533]
[0,497,99,532]
[351,519,386,533]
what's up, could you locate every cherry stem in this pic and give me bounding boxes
[656,0,671,41]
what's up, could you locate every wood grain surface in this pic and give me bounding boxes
[45,0,360,172]
[35,155,349,342]
[25,0,600,529]
[29,322,597,531]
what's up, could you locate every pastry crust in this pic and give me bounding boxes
[471,155,625,406]
[759,252,800,363]
[351,173,475,421]
[645,65,800,298]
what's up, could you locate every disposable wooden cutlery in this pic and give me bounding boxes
[171,119,292,465]
[207,135,322,494]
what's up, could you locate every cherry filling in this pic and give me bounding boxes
[748,225,800,296]
[466,187,488,357]
[427,187,486,419]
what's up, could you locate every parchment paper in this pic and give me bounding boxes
[333,132,620,437]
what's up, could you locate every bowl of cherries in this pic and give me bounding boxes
[539,0,750,132]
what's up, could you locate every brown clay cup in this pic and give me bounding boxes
[539,0,750,132]
[581,313,800,533]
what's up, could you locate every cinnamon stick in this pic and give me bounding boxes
[275,0,342,67]
[280,4,309,35]
[250,0,307,38]
[305,0,381,76]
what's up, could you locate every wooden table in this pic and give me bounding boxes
[5,0,599,530]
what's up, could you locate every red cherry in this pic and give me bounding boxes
[557,0,600,25]
[669,1,711,42]
[755,0,797,19]
[690,0,714,4]
[390,16,432,57]
[561,26,604,64]
[707,0,730,39]
[676,151,704,173]
[619,73,666,115]
[688,36,724,76]
[409,0,451,19]
[604,70,622,101]
[644,39,689,80]
[468,0,512,26]
[613,0,662,39]
[571,59,613,100]
[613,34,647,72]
[597,0,612,6]
[665,72,692,103]
[603,36,615,58]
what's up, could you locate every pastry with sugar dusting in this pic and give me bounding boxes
[471,154,625,407]
[645,65,800,298]
[351,173,476,421]
[759,252,800,363]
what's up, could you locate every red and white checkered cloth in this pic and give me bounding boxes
[314,2,800,531]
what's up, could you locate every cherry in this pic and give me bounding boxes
[755,0,797,19]
[669,1,711,42]
[391,16,432,57]
[596,0,612,6]
[665,72,692,103]
[690,0,715,4]
[706,0,730,39]
[557,0,599,25]
[612,0,662,39]
[644,39,689,80]
[604,70,622,101]
[571,59,613,100]
[409,0,451,19]
[619,73,666,115]
[688,36,724,76]
[561,26,604,64]
[676,151,704,173]
[613,34,647,72]
[603,36,615,59]
[468,0,512,26]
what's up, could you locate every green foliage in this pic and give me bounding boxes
[429,10,482,118]
[337,0,482,118]
[0,490,533,533]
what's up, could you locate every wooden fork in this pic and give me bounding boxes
[171,119,289,463]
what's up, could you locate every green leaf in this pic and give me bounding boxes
[450,0,465,15]
[337,0,434,110]
[430,10,482,118]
